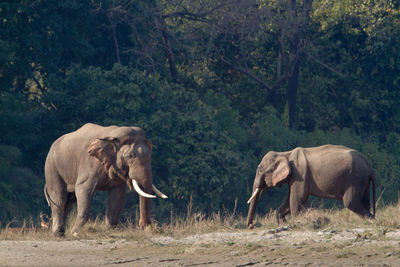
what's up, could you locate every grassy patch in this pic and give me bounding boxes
[0,203,399,241]
[336,251,357,259]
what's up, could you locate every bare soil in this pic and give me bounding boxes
[1,227,400,266]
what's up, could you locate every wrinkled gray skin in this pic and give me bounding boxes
[247,145,376,228]
[44,123,156,236]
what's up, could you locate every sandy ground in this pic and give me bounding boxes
[1,227,400,266]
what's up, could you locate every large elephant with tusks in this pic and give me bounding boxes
[44,123,168,237]
[246,145,375,228]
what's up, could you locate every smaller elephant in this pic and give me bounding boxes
[246,145,375,228]
[44,123,168,237]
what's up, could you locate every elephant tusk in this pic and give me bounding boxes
[152,184,168,199]
[131,179,156,198]
[247,188,261,204]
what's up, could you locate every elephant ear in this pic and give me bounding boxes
[87,137,118,171]
[272,157,290,186]
[146,140,153,152]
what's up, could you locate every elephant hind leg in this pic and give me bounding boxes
[64,193,77,219]
[49,192,76,237]
[50,205,66,237]
[45,180,68,236]
[361,186,373,216]
[343,187,373,218]
[106,184,126,227]
[361,180,375,218]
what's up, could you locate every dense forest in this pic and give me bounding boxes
[1,0,400,225]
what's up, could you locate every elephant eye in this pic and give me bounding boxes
[123,149,136,159]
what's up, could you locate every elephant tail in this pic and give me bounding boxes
[371,174,376,218]
[44,184,59,208]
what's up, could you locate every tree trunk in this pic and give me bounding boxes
[150,0,179,83]
[285,0,313,128]
[287,58,299,129]
[286,0,298,129]
[160,24,179,83]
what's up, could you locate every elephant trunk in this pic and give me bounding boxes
[246,187,262,229]
[135,180,168,228]
[139,182,153,228]
[126,160,153,228]
[128,161,156,198]
[128,163,168,228]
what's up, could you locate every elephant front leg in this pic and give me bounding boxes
[106,184,126,227]
[289,183,308,218]
[276,194,290,225]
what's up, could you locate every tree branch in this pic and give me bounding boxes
[111,25,121,63]
[306,52,346,77]
[152,1,179,83]
[220,56,288,92]
[162,1,234,22]
[32,75,45,93]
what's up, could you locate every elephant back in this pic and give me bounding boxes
[73,123,146,144]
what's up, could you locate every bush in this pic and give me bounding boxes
[43,64,252,221]
[248,107,400,212]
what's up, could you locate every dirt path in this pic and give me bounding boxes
[1,228,399,266]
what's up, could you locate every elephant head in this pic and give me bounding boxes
[87,127,167,227]
[246,151,291,229]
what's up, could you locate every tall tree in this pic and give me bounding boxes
[285,0,313,128]
[159,0,316,127]
[92,0,180,82]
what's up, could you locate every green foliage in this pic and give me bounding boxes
[41,64,251,219]
[307,0,400,135]
[250,109,400,210]
[0,145,43,223]
[1,0,400,224]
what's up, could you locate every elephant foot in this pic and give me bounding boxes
[139,224,151,231]
[144,225,153,233]
[276,215,287,226]
[106,224,118,230]
[276,220,286,226]
[51,225,65,238]
[52,230,65,238]
[139,219,151,230]
[70,226,81,237]
[105,219,120,230]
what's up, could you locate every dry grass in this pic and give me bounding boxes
[1,203,400,241]
[0,220,53,240]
